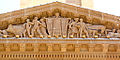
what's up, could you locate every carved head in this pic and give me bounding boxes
[55,13,60,18]
[74,18,79,22]
[80,18,83,22]
[40,19,46,22]
[6,24,13,32]
[26,19,30,22]
[34,17,38,20]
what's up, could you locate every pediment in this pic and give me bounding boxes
[0,2,120,30]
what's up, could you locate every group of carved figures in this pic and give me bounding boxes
[0,13,120,38]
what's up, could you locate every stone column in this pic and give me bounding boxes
[75,44,80,52]
[47,44,52,52]
[61,44,66,52]
[20,43,25,52]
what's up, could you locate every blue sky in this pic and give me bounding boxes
[0,0,120,16]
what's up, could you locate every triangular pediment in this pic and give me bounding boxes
[0,2,120,29]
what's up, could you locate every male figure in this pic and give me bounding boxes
[23,19,33,37]
[52,13,62,36]
[69,18,79,38]
[31,17,41,36]
[46,13,62,37]
[46,18,53,36]
[61,18,71,37]
[78,19,89,37]
[39,18,48,37]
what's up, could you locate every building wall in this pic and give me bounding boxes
[66,0,82,5]
[81,0,94,9]
[20,0,93,9]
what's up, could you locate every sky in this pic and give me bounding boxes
[0,0,120,16]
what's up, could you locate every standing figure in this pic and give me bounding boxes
[39,18,48,37]
[61,18,71,37]
[69,18,79,38]
[46,13,62,37]
[52,13,62,37]
[78,19,89,38]
[23,19,33,37]
[31,17,41,37]
[46,18,53,36]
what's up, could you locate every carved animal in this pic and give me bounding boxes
[88,25,106,34]
[6,24,25,37]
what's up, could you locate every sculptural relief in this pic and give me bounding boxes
[0,12,120,38]
[6,24,25,37]
[23,19,33,37]
[52,18,61,37]
[31,17,42,37]
[39,18,48,37]
[46,18,53,36]
[78,19,89,38]
[69,18,79,38]
[61,18,71,37]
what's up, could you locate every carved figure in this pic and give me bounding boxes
[31,17,42,37]
[23,19,33,37]
[61,18,70,37]
[78,19,89,37]
[88,25,106,34]
[46,18,53,36]
[39,19,48,37]
[0,30,8,37]
[69,18,79,38]
[52,13,62,36]
[46,13,62,37]
[6,24,25,37]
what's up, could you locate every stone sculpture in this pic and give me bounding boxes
[39,18,48,37]
[6,24,25,37]
[78,19,89,38]
[31,17,42,37]
[52,13,62,37]
[46,18,53,36]
[61,18,71,37]
[69,18,79,38]
[23,19,33,37]
[0,12,119,38]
